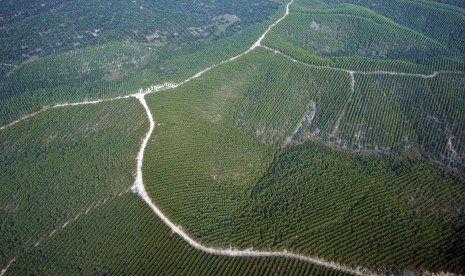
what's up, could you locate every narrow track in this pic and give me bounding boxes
[260,45,463,78]
[1,1,462,275]
[2,3,463,132]
[130,92,374,276]
[129,1,374,274]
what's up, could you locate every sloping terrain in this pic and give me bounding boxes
[0,0,281,68]
[6,193,349,275]
[1,0,465,275]
[142,48,465,274]
[0,99,147,268]
[0,0,284,126]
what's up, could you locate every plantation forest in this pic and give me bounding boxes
[1,0,465,275]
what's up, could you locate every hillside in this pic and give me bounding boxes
[1,0,464,275]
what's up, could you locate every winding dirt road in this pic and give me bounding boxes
[130,89,374,276]
[1,0,463,275]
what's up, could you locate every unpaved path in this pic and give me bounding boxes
[1,1,462,275]
[2,3,462,133]
[261,45,463,79]
[0,0,296,132]
[0,95,131,131]
[127,2,373,274]
[130,93,374,276]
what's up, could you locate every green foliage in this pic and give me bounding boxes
[143,49,276,247]
[7,193,350,275]
[263,3,465,73]
[429,0,465,8]
[313,0,465,55]
[334,73,465,171]
[0,99,147,266]
[0,0,281,68]
[1,0,465,274]
[234,49,351,146]
[141,48,465,273]
[232,141,465,273]
[268,11,446,58]
[0,22,270,127]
